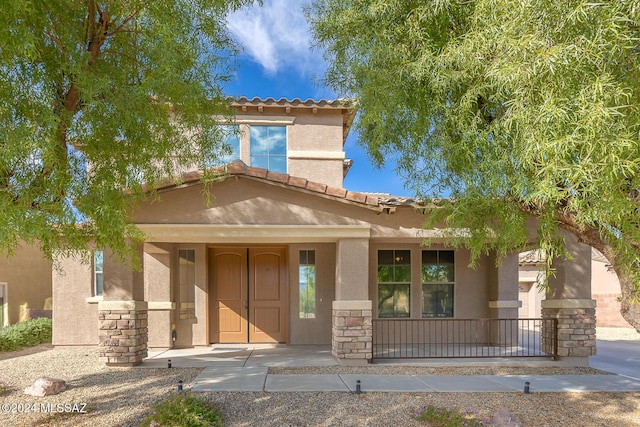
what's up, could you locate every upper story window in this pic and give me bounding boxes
[250,126,287,173]
[220,125,241,164]
[204,125,240,168]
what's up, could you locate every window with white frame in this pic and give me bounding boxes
[421,250,455,318]
[93,250,103,297]
[204,125,240,168]
[299,250,316,319]
[377,250,411,318]
[249,125,286,172]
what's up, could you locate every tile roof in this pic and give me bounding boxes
[160,161,399,210]
[231,97,357,143]
[519,247,610,265]
[232,97,356,109]
[519,249,546,265]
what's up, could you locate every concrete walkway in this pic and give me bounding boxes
[141,343,640,393]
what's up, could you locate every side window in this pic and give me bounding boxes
[250,126,286,172]
[299,250,316,319]
[422,250,455,318]
[220,125,241,164]
[93,250,104,297]
[377,250,411,318]
[204,125,240,168]
[178,249,196,320]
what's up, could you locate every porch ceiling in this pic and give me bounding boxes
[136,224,371,243]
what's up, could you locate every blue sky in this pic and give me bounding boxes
[224,0,412,197]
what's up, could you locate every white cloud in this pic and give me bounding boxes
[226,0,323,76]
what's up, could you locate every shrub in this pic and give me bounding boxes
[0,318,52,352]
[410,404,492,427]
[140,392,223,427]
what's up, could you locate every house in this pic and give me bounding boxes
[519,248,630,328]
[51,97,597,366]
[0,243,52,327]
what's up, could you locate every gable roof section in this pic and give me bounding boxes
[156,161,410,213]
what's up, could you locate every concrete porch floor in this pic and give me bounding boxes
[143,344,339,369]
[138,343,640,393]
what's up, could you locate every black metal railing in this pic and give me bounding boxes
[372,318,558,359]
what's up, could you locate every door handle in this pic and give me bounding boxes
[244,300,248,310]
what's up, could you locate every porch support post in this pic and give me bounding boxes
[144,243,174,350]
[487,252,521,345]
[98,245,148,366]
[541,232,595,364]
[332,238,372,365]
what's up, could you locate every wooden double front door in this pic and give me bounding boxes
[209,247,287,343]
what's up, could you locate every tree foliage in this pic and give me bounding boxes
[0,0,253,263]
[309,0,640,330]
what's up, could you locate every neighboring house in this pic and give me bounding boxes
[0,243,52,327]
[519,249,630,328]
[49,97,596,366]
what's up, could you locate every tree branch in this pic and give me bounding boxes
[107,3,148,37]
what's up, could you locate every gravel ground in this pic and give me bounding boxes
[0,339,638,427]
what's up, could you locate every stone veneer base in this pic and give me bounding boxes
[98,300,148,366]
[541,299,596,359]
[332,300,372,365]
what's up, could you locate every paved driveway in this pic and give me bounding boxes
[590,338,640,380]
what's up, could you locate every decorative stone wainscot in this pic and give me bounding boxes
[332,300,372,365]
[541,299,596,360]
[98,300,148,366]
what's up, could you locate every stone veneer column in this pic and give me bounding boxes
[98,300,148,366]
[540,231,595,364]
[541,299,596,359]
[332,300,372,365]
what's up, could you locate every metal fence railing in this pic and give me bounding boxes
[372,318,558,359]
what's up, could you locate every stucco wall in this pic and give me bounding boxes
[287,109,345,153]
[52,254,99,345]
[518,255,629,327]
[184,108,348,189]
[288,158,344,188]
[133,178,427,235]
[287,110,346,187]
[51,176,549,347]
[144,243,174,349]
[0,243,52,326]
[591,259,629,327]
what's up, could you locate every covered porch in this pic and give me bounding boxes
[53,167,596,368]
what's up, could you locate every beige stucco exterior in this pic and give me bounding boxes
[519,248,630,328]
[0,243,52,327]
[52,254,98,345]
[52,174,553,350]
[591,256,629,327]
[132,176,428,347]
[184,98,353,189]
[44,98,598,366]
